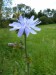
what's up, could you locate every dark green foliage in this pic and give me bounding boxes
[53,13,56,18]
[40,16,54,25]
[53,18,56,23]
[53,13,56,23]
[1,19,9,28]
[48,18,54,24]
[0,19,9,28]
[39,16,48,24]
[0,18,18,28]
[25,9,38,19]
[37,10,46,18]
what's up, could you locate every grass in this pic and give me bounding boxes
[0,24,56,75]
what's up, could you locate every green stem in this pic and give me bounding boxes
[24,34,30,75]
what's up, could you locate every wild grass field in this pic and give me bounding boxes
[0,24,56,75]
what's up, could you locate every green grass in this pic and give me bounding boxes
[0,24,56,75]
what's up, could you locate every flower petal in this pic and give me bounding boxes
[9,22,21,27]
[18,28,24,37]
[19,15,24,21]
[33,19,41,25]
[30,15,34,20]
[25,27,30,37]
[31,27,41,31]
[27,16,34,25]
[10,28,17,31]
[30,28,37,34]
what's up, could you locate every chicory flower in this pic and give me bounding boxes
[9,15,41,37]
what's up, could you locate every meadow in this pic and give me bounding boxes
[0,24,56,75]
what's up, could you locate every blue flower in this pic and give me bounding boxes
[9,15,41,37]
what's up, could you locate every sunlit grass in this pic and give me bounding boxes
[0,24,56,75]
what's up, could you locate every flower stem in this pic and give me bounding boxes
[24,34,30,75]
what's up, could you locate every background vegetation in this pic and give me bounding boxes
[0,24,56,75]
[0,0,56,28]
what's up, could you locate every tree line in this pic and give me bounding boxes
[0,1,56,28]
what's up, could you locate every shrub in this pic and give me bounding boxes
[39,16,48,24]
[48,18,54,24]
[1,19,10,28]
[0,18,17,28]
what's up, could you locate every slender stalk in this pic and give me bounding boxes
[24,34,30,75]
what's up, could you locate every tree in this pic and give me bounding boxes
[0,0,3,27]
[17,4,31,15]
[53,13,56,23]
[37,10,46,18]
[53,13,56,18]
[12,4,32,18]
[13,12,21,19]
[4,7,12,19]
[3,0,12,7]
[51,9,55,15]
[25,9,38,19]
[43,8,53,17]
[13,6,17,13]
[0,0,12,27]
[2,0,12,19]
